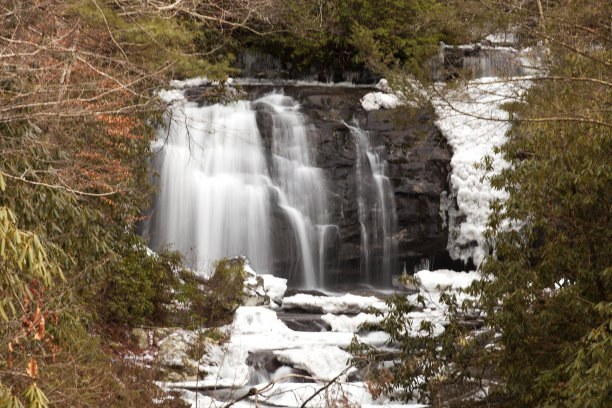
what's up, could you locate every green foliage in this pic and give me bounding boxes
[0,206,55,408]
[68,0,237,80]
[166,257,247,329]
[195,257,246,327]
[349,286,481,404]
[469,1,612,406]
[198,80,249,105]
[20,383,48,408]
[480,84,611,407]
[202,328,229,344]
[243,0,454,74]
[0,205,62,320]
[100,244,184,325]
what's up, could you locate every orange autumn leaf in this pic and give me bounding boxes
[34,316,45,340]
[27,357,38,378]
[33,305,40,323]
[8,341,13,352]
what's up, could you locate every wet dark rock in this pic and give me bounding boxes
[276,312,332,332]
[283,288,329,298]
[235,51,380,85]
[253,85,454,284]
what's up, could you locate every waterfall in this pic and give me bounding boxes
[142,91,329,287]
[347,123,398,285]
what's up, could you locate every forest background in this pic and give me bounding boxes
[0,1,610,407]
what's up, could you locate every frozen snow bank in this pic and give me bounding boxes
[274,345,354,381]
[176,384,427,408]
[360,78,422,111]
[361,92,402,111]
[190,307,360,388]
[232,306,292,335]
[322,312,384,333]
[434,78,530,266]
[260,274,287,304]
[246,382,378,408]
[415,269,480,292]
[282,293,389,314]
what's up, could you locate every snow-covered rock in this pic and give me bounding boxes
[242,263,270,306]
[274,345,354,381]
[321,312,383,333]
[414,269,480,292]
[156,330,199,369]
[282,293,388,314]
[153,328,176,346]
[260,273,287,304]
[240,258,288,306]
[361,92,402,111]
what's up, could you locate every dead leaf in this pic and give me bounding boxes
[34,316,45,340]
[33,305,40,324]
[27,357,38,378]
[8,341,13,352]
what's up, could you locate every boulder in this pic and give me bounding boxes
[153,327,176,346]
[242,264,270,307]
[156,330,198,369]
[130,328,149,349]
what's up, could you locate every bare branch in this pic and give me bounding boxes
[0,170,119,197]
[90,0,129,60]
[299,366,352,408]
[430,85,612,129]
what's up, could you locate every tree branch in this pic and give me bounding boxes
[299,366,352,408]
[0,170,119,197]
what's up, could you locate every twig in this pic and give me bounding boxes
[0,170,118,197]
[430,84,612,129]
[299,366,352,408]
[90,0,129,60]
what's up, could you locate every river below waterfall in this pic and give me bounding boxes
[145,264,479,408]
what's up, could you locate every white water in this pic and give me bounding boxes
[143,92,329,287]
[347,123,398,284]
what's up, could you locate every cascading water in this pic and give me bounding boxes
[142,91,329,287]
[347,123,398,285]
[263,94,329,287]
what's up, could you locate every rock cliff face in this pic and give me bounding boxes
[181,84,463,285]
[249,85,459,284]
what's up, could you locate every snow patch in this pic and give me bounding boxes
[169,77,210,88]
[282,293,389,314]
[274,345,354,381]
[322,312,383,333]
[361,92,402,111]
[260,274,287,303]
[415,269,480,292]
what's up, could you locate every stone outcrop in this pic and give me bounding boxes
[245,85,457,284]
[130,328,149,350]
